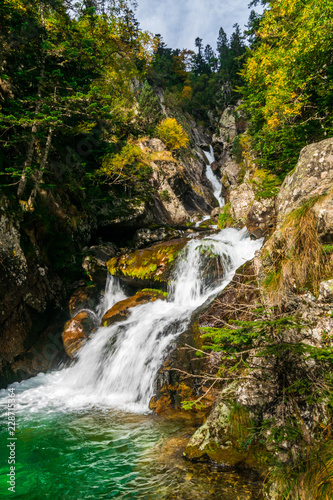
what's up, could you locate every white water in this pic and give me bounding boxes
[205,145,224,207]
[2,228,262,416]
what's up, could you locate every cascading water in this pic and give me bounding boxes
[2,228,262,417]
[0,156,264,499]
[204,145,224,207]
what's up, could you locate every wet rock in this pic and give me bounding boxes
[246,198,276,240]
[211,160,220,174]
[62,311,97,358]
[102,289,167,327]
[69,285,100,318]
[107,237,189,289]
[133,227,183,249]
[82,242,118,285]
[150,321,213,414]
[149,264,256,415]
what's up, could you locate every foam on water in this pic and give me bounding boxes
[0,228,262,417]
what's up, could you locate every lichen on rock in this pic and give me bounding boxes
[107,238,188,289]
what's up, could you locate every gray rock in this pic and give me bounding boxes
[319,280,333,302]
[276,137,333,221]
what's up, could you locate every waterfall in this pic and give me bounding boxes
[9,228,262,415]
[2,152,262,416]
[204,145,224,207]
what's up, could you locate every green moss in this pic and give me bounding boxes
[218,203,235,229]
[138,288,168,298]
[322,244,333,255]
[107,240,186,284]
[251,169,281,200]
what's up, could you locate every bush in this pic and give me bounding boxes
[156,118,189,151]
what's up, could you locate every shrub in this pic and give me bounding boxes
[156,118,189,151]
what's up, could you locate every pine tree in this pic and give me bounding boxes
[137,81,162,135]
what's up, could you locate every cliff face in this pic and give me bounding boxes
[180,136,333,497]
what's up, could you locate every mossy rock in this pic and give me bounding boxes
[101,289,167,327]
[107,237,188,289]
[184,388,261,468]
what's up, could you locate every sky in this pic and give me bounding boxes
[136,0,262,51]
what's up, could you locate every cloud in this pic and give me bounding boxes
[136,0,258,51]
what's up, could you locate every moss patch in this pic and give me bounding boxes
[107,238,188,288]
[218,203,235,229]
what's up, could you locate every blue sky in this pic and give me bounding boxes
[136,0,262,51]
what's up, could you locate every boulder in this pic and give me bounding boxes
[82,242,118,285]
[68,285,100,318]
[229,182,255,221]
[101,289,167,327]
[107,237,189,289]
[62,311,97,358]
[318,280,333,303]
[184,384,258,467]
[276,137,333,225]
[222,160,240,191]
[246,198,276,240]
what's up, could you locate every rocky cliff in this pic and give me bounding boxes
[176,135,333,499]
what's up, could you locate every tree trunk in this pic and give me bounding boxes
[27,126,53,209]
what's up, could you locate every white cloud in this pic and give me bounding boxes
[136,0,259,51]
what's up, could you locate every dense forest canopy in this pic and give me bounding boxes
[0,0,332,209]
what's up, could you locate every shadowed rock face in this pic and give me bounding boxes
[101,290,167,328]
[107,238,189,289]
[69,285,100,318]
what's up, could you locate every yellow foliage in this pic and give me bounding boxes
[156,118,189,151]
[181,85,193,101]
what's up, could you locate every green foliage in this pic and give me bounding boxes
[323,245,333,255]
[218,203,235,229]
[0,0,155,203]
[240,0,333,177]
[95,141,152,197]
[137,81,162,135]
[251,169,281,199]
[156,118,189,151]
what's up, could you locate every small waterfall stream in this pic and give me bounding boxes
[205,145,224,207]
[0,153,264,499]
[5,229,261,415]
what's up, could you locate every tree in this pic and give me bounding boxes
[241,0,333,176]
[137,81,162,135]
[156,118,189,151]
[0,0,155,205]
